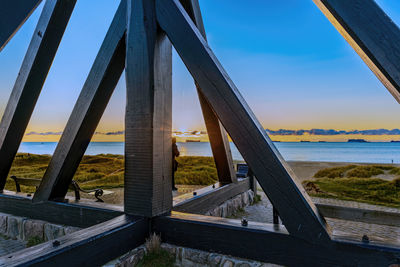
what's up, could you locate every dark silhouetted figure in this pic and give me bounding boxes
[172,137,179,191]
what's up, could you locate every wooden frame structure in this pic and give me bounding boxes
[0,0,400,265]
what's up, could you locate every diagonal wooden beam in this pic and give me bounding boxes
[153,212,400,266]
[33,0,127,202]
[180,0,237,185]
[0,0,43,52]
[155,0,331,244]
[124,0,172,216]
[0,215,148,266]
[0,0,76,192]
[313,0,400,103]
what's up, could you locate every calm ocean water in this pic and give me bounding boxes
[17,141,400,164]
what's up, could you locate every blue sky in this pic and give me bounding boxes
[1,0,400,140]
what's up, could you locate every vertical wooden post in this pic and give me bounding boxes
[180,0,237,184]
[125,0,172,216]
[0,0,76,191]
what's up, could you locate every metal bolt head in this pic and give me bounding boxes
[241,218,248,226]
[193,192,197,196]
[362,235,369,243]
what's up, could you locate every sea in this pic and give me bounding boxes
[17,141,400,164]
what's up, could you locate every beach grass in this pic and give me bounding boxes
[5,154,218,192]
[305,164,400,207]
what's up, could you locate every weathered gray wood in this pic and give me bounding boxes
[317,203,400,227]
[0,0,42,51]
[313,0,400,103]
[0,215,148,267]
[153,212,400,266]
[156,0,331,244]
[173,178,250,214]
[33,0,126,202]
[0,192,122,228]
[0,0,76,191]
[125,0,172,216]
[180,0,237,185]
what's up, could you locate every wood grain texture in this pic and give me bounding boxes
[153,212,400,266]
[0,0,76,191]
[180,0,237,185]
[0,193,122,228]
[173,178,250,214]
[0,0,42,51]
[317,203,400,227]
[0,215,147,266]
[156,0,331,244]
[125,0,172,216]
[33,0,127,202]
[313,0,400,103]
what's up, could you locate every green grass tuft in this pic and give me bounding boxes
[303,177,400,207]
[26,236,44,247]
[5,154,220,192]
[137,249,175,267]
[314,165,356,178]
[175,156,218,185]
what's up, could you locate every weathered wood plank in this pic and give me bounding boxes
[155,0,331,244]
[0,0,76,191]
[180,0,237,184]
[153,212,400,266]
[173,178,250,214]
[0,0,42,51]
[125,0,172,216]
[0,215,148,266]
[33,0,127,202]
[313,0,400,103]
[317,203,400,227]
[0,192,122,228]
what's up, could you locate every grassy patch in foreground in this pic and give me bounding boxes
[137,249,175,267]
[303,177,400,208]
[314,164,397,179]
[5,154,219,192]
[175,156,218,185]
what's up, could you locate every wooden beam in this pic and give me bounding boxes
[313,0,400,103]
[0,0,42,51]
[0,215,148,266]
[180,0,237,184]
[33,0,127,202]
[124,0,172,216]
[0,192,122,228]
[173,178,250,214]
[155,0,331,244]
[0,0,76,191]
[317,203,400,227]
[153,212,400,266]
